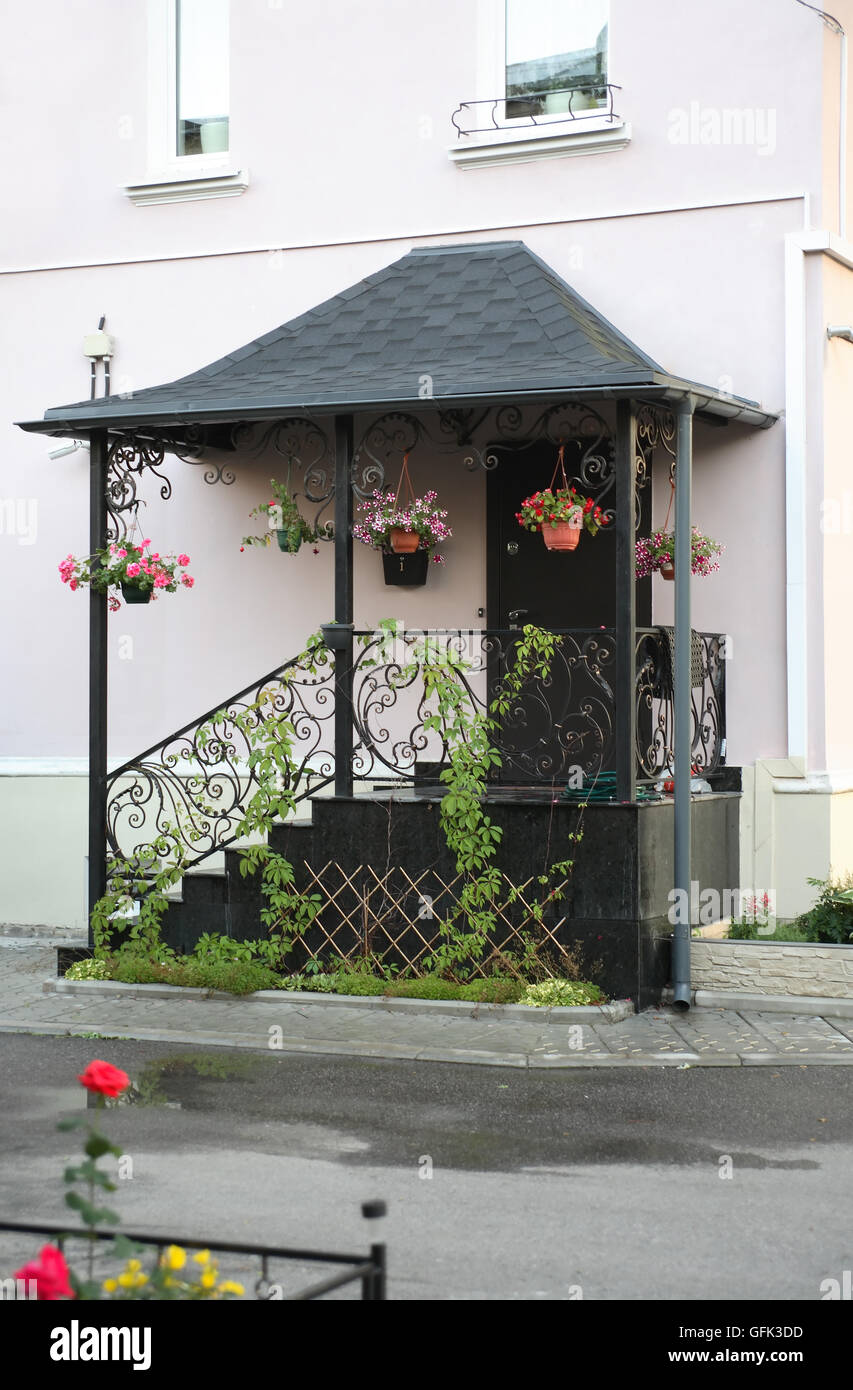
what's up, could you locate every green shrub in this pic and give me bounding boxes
[457,977,524,1003]
[330,973,386,996]
[383,976,524,1003]
[65,958,111,981]
[795,875,853,944]
[519,979,605,1008]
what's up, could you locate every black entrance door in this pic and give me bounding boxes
[485,438,650,786]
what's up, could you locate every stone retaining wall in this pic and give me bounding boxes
[691,939,853,998]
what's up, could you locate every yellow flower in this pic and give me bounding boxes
[200,1268,217,1289]
[117,1272,134,1288]
[102,1278,118,1293]
[217,1280,244,1296]
[163,1245,186,1271]
[192,1249,211,1266]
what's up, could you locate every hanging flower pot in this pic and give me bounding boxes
[516,445,607,552]
[382,550,429,587]
[635,528,723,580]
[389,527,421,554]
[353,451,451,577]
[58,538,193,612]
[276,526,303,554]
[542,517,583,552]
[120,582,153,604]
[242,476,332,556]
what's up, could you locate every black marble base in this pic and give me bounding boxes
[158,788,741,1010]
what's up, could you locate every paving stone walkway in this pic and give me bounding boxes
[2,939,853,1068]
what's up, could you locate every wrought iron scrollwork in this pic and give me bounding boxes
[107,650,337,870]
[350,627,616,785]
[635,628,726,779]
[230,417,334,533]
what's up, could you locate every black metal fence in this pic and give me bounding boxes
[0,1202,386,1301]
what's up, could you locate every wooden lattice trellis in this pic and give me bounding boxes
[290,861,577,980]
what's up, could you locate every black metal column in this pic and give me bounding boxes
[87,430,109,939]
[333,414,354,797]
[672,398,695,1009]
[614,400,637,803]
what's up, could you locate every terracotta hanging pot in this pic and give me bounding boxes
[660,563,675,581]
[542,520,582,552]
[390,527,420,554]
[120,582,152,604]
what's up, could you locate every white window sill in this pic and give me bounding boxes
[448,119,630,169]
[122,167,250,206]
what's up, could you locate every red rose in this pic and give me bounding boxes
[14,1244,75,1300]
[77,1060,130,1098]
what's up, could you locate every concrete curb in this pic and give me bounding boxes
[4,1020,853,1067]
[45,978,635,1026]
[694,989,853,1019]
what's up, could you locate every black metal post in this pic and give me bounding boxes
[87,430,109,940]
[333,414,354,797]
[614,400,637,803]
[672,398,695,1009]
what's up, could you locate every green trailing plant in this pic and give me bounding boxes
[397,624,586,978]
[241,476,333,550]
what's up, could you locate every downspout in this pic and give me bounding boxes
[671,398,695,1011]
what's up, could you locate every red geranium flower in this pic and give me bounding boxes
[76,1060,130,1098]
[14,1245,75,1301]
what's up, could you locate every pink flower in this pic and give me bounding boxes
[181,575,195,588]
[178,554,190,566]
[140,538,151,548]
[153,572,168,588]
[125,562,141,578]
[69,579,78,591]
[14,1245,75,1301]
[117,549,127,558]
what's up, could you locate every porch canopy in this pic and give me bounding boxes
[18,241,775,436]
[18,240,777,1008]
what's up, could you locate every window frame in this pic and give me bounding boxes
[501,0,611,128]
[145,0,233,183]
[449,0,627,168]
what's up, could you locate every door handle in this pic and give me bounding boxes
[508,608,528,629]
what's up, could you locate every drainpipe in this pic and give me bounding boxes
[672,398,695,1011]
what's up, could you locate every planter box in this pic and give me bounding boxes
[691,938,853,999]
[382,550,428,586]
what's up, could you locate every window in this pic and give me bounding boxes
[176,0,230,157]
[123,1,246,205]
[505,0,608,119]
[449,0,624,169]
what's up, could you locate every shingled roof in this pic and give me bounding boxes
[17,241,776,434]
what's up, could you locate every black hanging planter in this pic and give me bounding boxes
[120,583,152,605]
[382,550,429,587]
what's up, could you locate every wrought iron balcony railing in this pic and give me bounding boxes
[105,627,726,872]
[452,83,622,139]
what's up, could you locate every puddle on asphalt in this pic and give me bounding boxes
[118,1053,264,1110]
